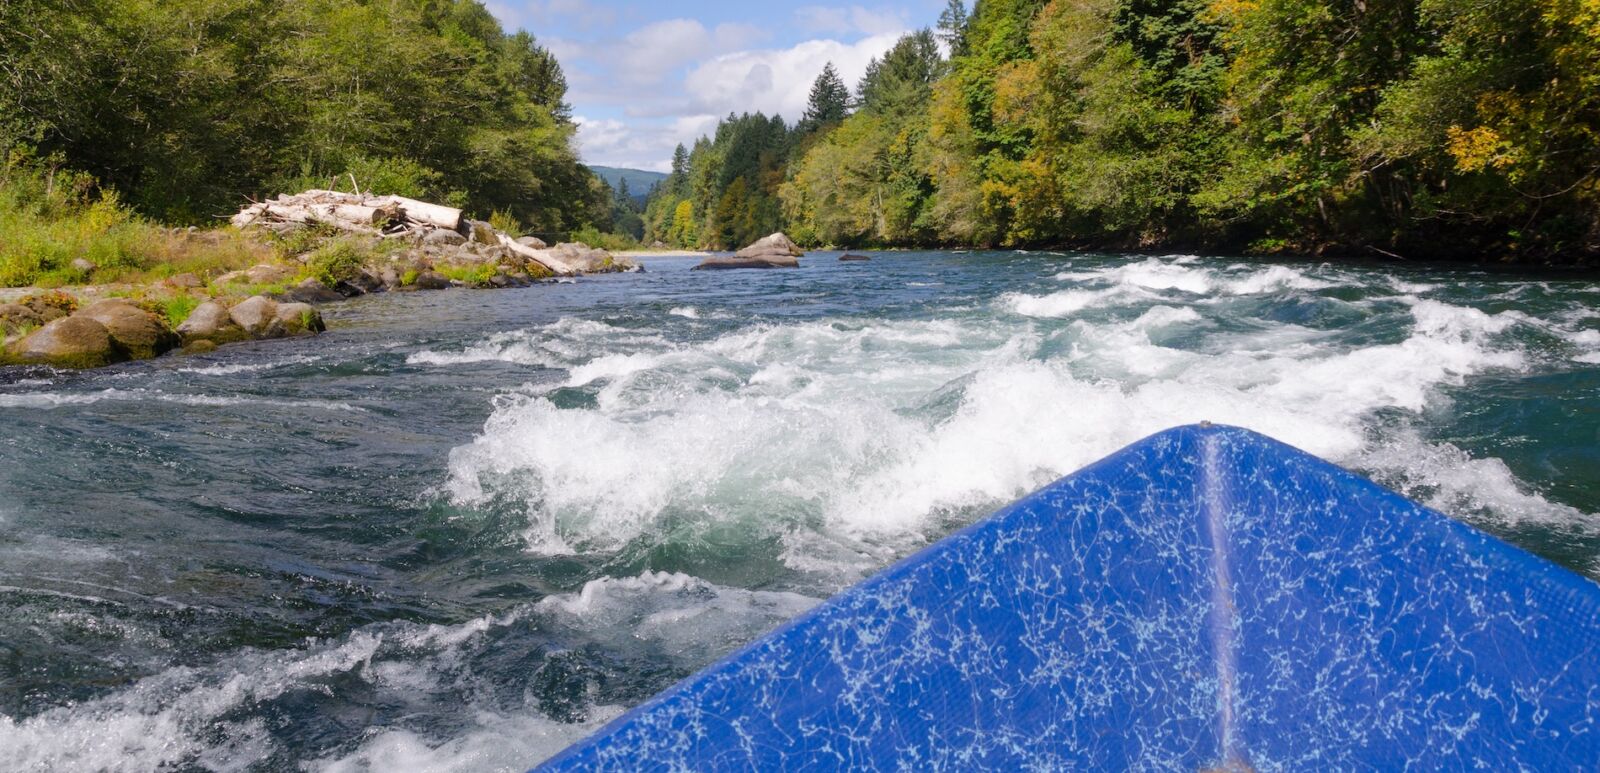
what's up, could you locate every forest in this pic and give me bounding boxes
[646,0,1600,263]
[3,0,1597,266]
[1,0,612,235]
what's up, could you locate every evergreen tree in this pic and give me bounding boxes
[856,30,943,116]
[801,63,850,131]
[937,0,969,55]
[670,144,689,179]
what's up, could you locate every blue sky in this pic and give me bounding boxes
[484,0,948,171]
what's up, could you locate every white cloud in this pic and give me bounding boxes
[795,5,910,36]
[492,3,916,170]
[684,33,902,121]
[576,114,720,172]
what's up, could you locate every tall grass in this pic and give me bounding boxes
[0,151,271,288]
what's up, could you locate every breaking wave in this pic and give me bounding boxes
[440,257,1595,566]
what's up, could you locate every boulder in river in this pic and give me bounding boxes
[228,295,287,338]
[275,302,326,335]
[75,298,179,359]
[280,277,343,304]
[693,232,803,270]
[176,301,249,345]
[6,315,127,368]
[839,253,871,261]
[413,270,452,290]
[334,269,384,297]
[546,242,636,273]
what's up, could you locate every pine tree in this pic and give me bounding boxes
[801,63,850,131]
[937,0,968,56]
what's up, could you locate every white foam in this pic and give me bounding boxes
[408,319,669,369]
[1225,265,1334,294]
[0,388,362,412]
[177,355,320,376]
[1358,432,1595,528]
[0,633,384,771]
[668,306,699,319]
[312,709,622,773]
[444,287,1566,556]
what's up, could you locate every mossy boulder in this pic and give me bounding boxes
[413,270,451,290]
[229,295,286,338]
[7,316,128,368]
[75,298,179,359]
[176,301,249,345]
[274,302,326,335]
[0,303,42,336]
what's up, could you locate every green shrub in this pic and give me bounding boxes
[303,238,369,285]
[436,263,494,285]
[568,225,638,252]
[488,209,524,237]
[163,294,200,327]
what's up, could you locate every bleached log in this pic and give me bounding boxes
[331,204,388,226]
[376,195,463,231]
[264,203,316,223]
[231,203,268,228]
[498,233,576,276]
[299,189,367,205]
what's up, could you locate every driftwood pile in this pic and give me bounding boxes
[231,189,467,237]
[229,190,630,277]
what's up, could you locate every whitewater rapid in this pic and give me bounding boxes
[2,252,1596,771]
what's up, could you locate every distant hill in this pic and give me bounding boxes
[589,166,668,204]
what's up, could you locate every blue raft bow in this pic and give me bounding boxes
[536,424,1600,771]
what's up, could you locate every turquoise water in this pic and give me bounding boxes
[1,252,1597,769]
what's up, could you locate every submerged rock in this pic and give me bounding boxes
[7,316,127,368]
[75,299,179,359]
[839,253,871,261]
[694,232,803,270]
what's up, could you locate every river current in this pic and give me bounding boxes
[2,251,1597,770]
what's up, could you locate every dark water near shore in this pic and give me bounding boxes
[2,251,1598,770]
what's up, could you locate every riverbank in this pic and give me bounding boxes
[1,222,640,369]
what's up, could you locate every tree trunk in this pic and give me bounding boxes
[377,196,463,231]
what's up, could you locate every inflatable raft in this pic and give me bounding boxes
[535,424,1600,770]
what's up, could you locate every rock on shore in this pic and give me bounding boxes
[1,292,325,368]
[693,233,804,270]
[76,298,180,359]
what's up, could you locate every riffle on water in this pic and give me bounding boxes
[1,251,1597,770]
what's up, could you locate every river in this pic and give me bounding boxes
[2,251,1598,770]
